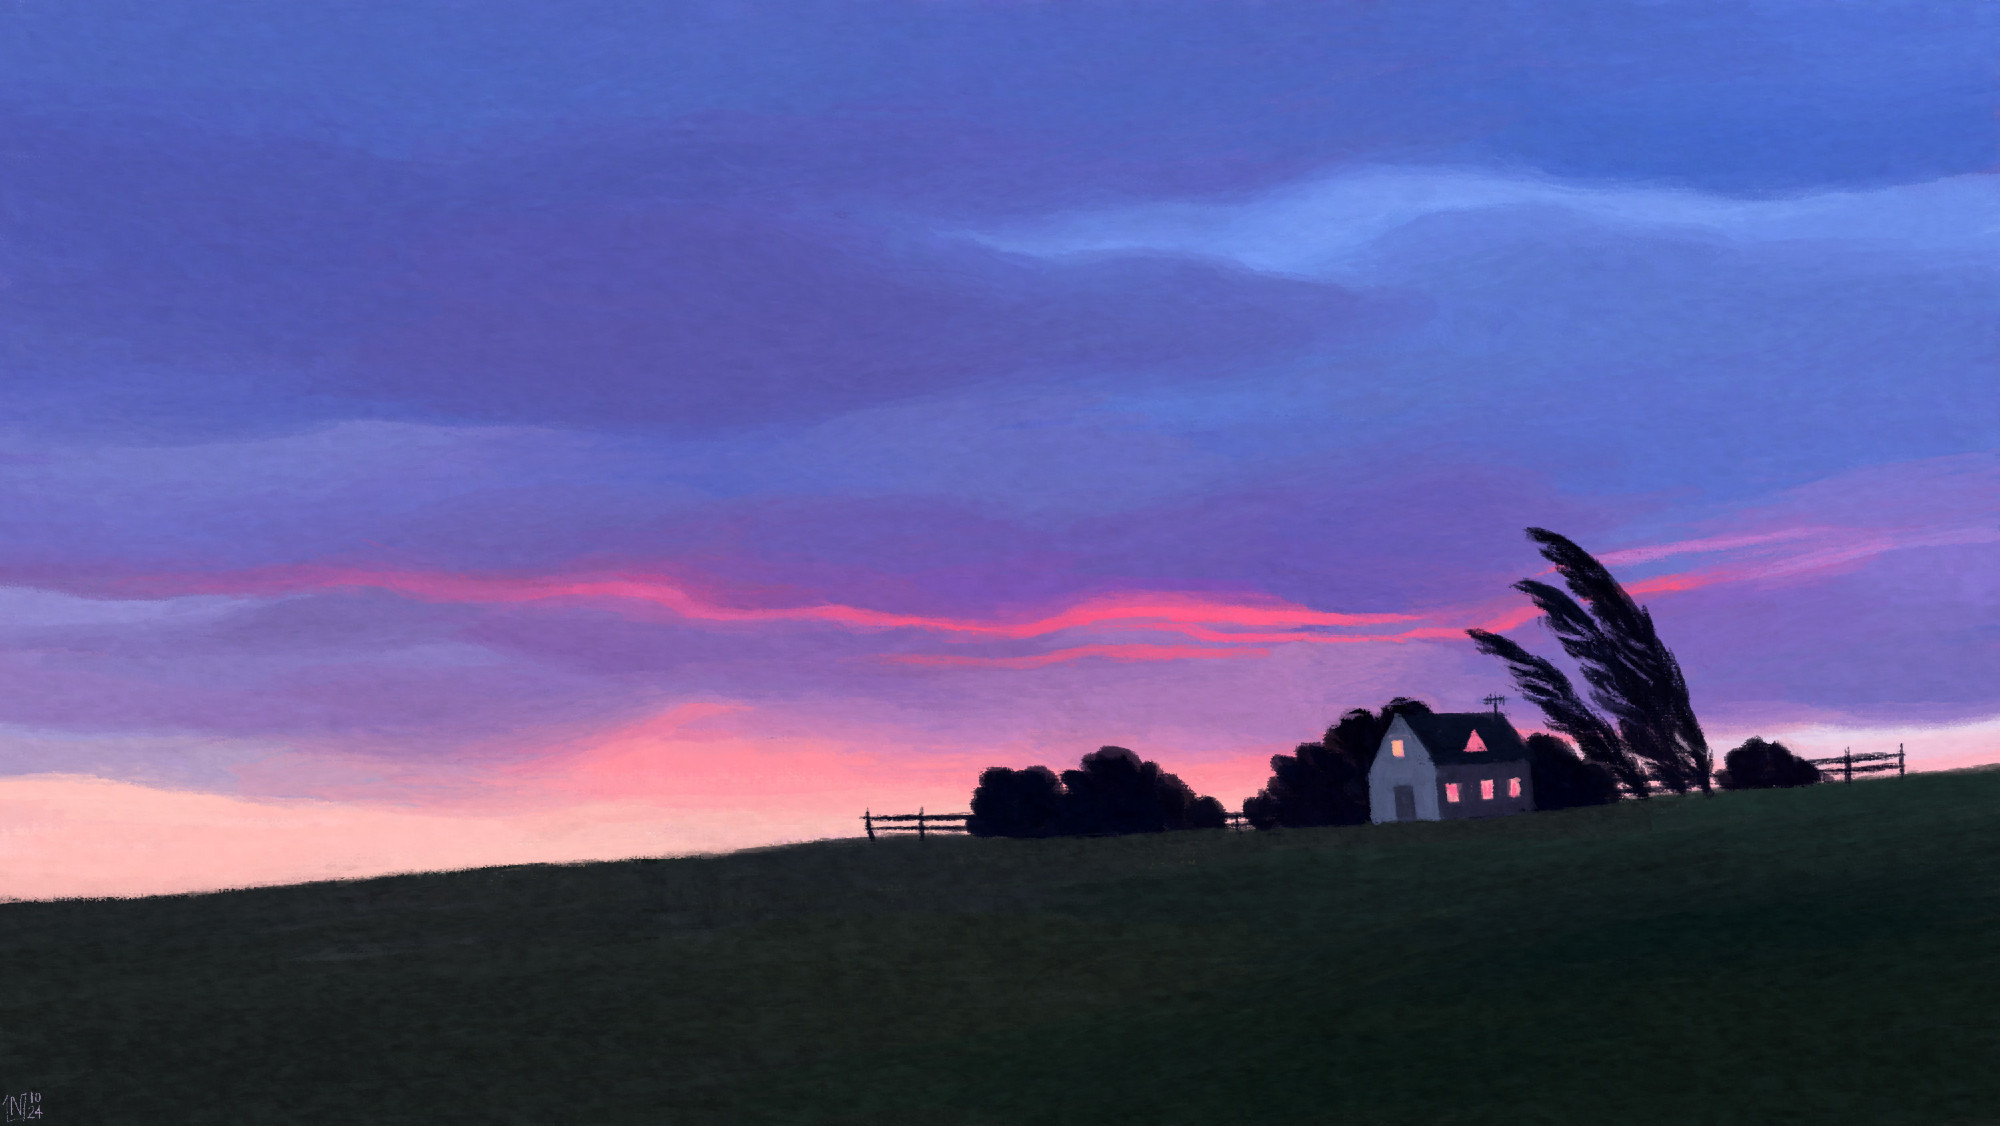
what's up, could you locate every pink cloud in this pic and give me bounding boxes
[75,469,2000,682]
[1616,524,2000,596]
[101,559,1606,659]
[889,642,1274,669]
[145,565,1412,635]
[1598,527,1823,567]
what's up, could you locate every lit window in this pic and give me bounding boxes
[1480,778,1495,800]
[1445,782,1461,803]
[1391,739,1405,758]
[1508,777,1522,798]
[1464,731,1488,754]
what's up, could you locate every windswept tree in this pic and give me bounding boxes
[1243,698,1431,829]
[1468,527,1713,796]
[1465,628,1651,798]
[1716,738,1822,790]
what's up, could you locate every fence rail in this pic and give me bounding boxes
[861,809,971,840]
[866,810,1259,837]
[1805,744,1905,783]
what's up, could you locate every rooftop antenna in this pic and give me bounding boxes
[1482,694,1506,716]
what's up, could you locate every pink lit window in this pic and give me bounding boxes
[1391,739,1405,758]
[1445,782,1461,803]
[1480,778,1495,800]
[1508,777,1522,798]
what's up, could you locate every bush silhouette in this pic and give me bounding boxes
[968,749,1225,837]
[967,765,1065,837]
[1717,738,1822,790]
[1524,732,1620,809]
[1243,698,1430,829]
[1061,746,1225,835]
[1242,739,1363,829]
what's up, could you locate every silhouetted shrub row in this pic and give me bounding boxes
[968,746,1227,838]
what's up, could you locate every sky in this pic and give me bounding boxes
[1,0,1996,898]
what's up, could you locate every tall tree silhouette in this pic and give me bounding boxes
[1468,527,1713,795]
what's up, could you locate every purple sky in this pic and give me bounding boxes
[1,1,1996,895]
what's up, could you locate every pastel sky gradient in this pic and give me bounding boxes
[3,1,1997,898]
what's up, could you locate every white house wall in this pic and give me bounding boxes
[1369,715,1441,823]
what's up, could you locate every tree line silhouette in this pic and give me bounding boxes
[968,527,1821,839]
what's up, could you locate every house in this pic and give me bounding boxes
[1368,711,1535,823]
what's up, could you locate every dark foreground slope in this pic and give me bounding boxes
[5,770,1999,1125]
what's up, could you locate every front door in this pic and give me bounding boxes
[1393,785,1416,821]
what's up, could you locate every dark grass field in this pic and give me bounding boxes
[5,769,1999,1125]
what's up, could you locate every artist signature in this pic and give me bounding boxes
[3,1091,41,1121]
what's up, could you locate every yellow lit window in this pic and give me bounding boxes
[1480,778,1495,800]
[1391,739,1405,758]
[1508,777,1522,798]
[1445,782,1461,803]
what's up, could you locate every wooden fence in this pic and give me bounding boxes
[860,809,970,840]
[1623,743,1908,791]
[865,809,1257,838]
[1805,744,1905,783]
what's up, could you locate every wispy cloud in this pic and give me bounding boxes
[888,643,1274,670]
[134,566,1415,638]
[1598,528,1824,567]
[968,166,2000,279]
[67,508,1994,676]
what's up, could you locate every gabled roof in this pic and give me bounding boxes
[1396,712,1529,764]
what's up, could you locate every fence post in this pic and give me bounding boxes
[917,807,926,841]
[1898,742,1905,777]
[863,810,875,841]
[1844,748,1853,784]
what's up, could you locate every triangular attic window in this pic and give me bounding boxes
[1464,730,1488,754]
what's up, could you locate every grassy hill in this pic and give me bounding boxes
[5,769,1999,1125]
